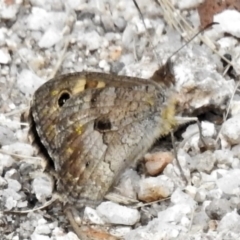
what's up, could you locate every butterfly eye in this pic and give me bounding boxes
[58,91,71,107]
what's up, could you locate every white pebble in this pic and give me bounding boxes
[220,114,240,146]
[216,169,240,195]
[0,48,11,64]
[31,233,51,240]
[5,196,17,210]
[217,211,240,233]
[83,31,101,51]
[17,69,45,97]
[195,189,206,203]
[54,231,79,240]
[214,149,234,166]
[0,154,15,169]
[171,188,197,209]
[184,185,197,198]
[84,207,105,225]
[138,175,174,202]
[7,179,21,192]
[34,224,51,235]
[27,7,49,31]
[0,1,21,20]
[214,10,240,38]
[158,203,192,224]
[96,201,140,225]
[32,173,54,202]
[2,142,35,156]
[38,27,63,48]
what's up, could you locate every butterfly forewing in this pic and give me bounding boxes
[29,72,146,161]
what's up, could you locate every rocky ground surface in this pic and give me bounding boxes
[1,0,240,239]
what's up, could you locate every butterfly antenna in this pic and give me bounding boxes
[167,22,219,62]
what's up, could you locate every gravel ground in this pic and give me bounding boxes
[1,0,240,240]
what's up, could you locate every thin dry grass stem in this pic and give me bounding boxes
[188,208,195,231]
[132,0,161,64]
[133,197,171,209]
[1,120,29,126]
[223,63,232,77]
[3,107,29,117]
[0,149,42,161]
[48,37,70,79]
[4,194,59,215]
[64,207,89,240]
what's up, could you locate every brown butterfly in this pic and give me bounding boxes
[28,64,178,207]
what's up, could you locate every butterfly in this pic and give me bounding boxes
[28,63,179,207]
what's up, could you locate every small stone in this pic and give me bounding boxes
[2,188,22,201]
[220,114,240,146]
[214,149,234,166]
[0,126,16,146]
[0,154,15,169]
[82,31,101,51]
[232,144,240,158]
[158,203,192,224]
[217,211,240,233]
[101,15,115,32]
[0,48,11,64]
[207,189,223,200]
[4,169,20,180]
[0,0,21,20]
[34,224,51,235]
[96,201,140,226]
[171,188,197,209]
[58,232,79,240]
[17,69,45,97]
[0,176,7,188]
[192,210,209,231]
[144,151,174,176]
[138,175,174,202]
[214,10,240,38]
[27,7,49,31]
[98,59,110,72]
[66,0,83,10]
[5,196,17,210]
[189,151,216,173]
[2,142,35,157]
[109,46,122,61]
[17,200,28,208]
[32,173,54,202]
[216,169,240,195]
[84,207,105,225]
[205,199,232,220]
[38,28,63,48]
[122,24,135,49]
[195,189,206,203]
[7,179,21,192]
[208,220,218,231]
[31,233,51,240]
[113,17,127,31]
[184,185,197,199]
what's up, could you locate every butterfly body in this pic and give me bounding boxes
[29,70,177,206]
